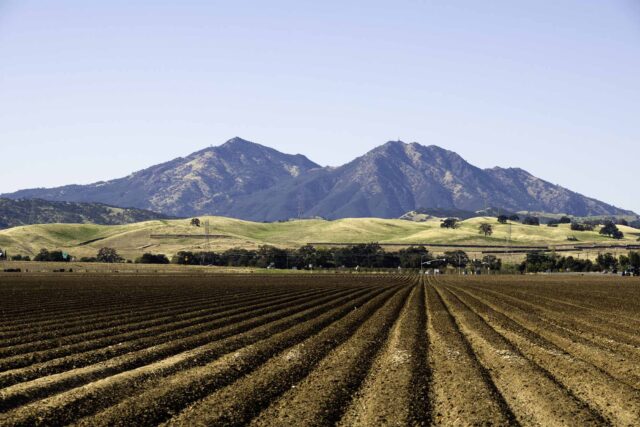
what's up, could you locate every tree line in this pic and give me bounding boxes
[8,244,640,276]
[14,244,500,271]
[520,251,640,275]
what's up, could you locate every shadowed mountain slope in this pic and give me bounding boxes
[0,198,171,229]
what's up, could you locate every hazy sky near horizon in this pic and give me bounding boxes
[1,1,639,212]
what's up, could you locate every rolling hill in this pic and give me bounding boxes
[0,198,172,230]
[2,138,633,220]
[1,216,638,260]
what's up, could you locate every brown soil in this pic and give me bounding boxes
[1,273,638,426]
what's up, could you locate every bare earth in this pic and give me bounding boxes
[0,273,639,426]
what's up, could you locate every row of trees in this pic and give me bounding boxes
[27,248,170,265]
[520,251,640,274]
[171,244,502,271]
[12,245,638,274]
[173,244,425,269]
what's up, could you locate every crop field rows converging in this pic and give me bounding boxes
[1,274,639,426]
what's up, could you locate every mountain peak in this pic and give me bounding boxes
[222,136,254,147]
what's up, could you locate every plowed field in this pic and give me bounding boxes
[1,273,639,426]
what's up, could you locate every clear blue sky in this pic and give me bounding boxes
[1,1,639,212]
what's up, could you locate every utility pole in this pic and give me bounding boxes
[204,220,211,252]
[507,221,512,265]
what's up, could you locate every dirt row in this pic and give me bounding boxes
[0,287,371,413]
[2,287,385,425]
[0,287,322,357]
[432,275,640,426]
[2,273,638,426]
[0,275,379,329]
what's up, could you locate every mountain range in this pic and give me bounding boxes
[3,137,633,221]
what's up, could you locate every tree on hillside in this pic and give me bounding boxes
[509,214,520,221]
[479,223,493,236]
[522,216,540,226]
[190,218,201,227]
[559,216,572,224]
[441,218,459,229]
[571,222,595,232]
[599,221,624,239]
[96,247,124,263]
[497,215,508,224]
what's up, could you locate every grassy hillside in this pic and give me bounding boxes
[0,198,171,229]
[0,216,638,260]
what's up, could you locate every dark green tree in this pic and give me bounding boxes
[96,247,124,263]
[136,253,170,264]
[619,255,630,271]
[479,223,493,236]
[599,221,624,239]
[522,216,540,226]
[596,253,618,271]
[520,252,556,273]
[481,255,502,271]
[444,250,469,268]
[441,218,459,229]
[629,252,640,274]
[34,249,71,262]
[397,246,431,269]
